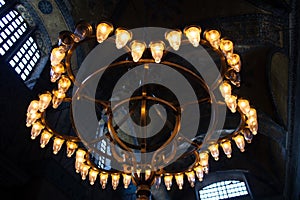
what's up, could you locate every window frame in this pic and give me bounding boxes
[0,0,41,83]
[195,170,253,200]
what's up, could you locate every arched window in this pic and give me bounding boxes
[0,0,41,83]
[199,180,249,200]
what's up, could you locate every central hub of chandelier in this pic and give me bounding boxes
[25,21,258,199]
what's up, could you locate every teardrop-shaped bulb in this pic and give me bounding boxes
[96,22,113,43]
[115,28,132,49]
[149,41,165,63]
[184,26,201,47]
[130,40,146,62]
[165,30,182,51]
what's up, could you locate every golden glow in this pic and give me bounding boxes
[238,99,251,115]
[58,75,71,93]
[115,28,132,49]
[31,121,44,139]
[111,173,120,190]
[220,39,233,57]
[100,172,109,189]
[193,165,204,181]
[27,100,39,114]
[247,108,257,119]
[233,135,245,152]
[149,41,165,63]
[26,112,41,127]
[122,174,132,189]
[175,173,184,190]
[204,30,221,49]
[38,92,52,112]
[225,95,237,113]
[145,169,152,180]
[40,130,52,148]
[75,158,85,173]
[221,140,232,158]
[184,26,201,47]
[164,174,173,190]
[52,90,66,109]
[227,54,241,72]
[208,143,219,161]
[247,117,258,135]
[25,21,259,191]
[66,141,78,157]
[199,152,209,168]
[76,149,86,160]
[53,137,64,154]
[185,171,196,187]
[50,64,65,83]
[219,81,232,99]
[80,164,90,180]
[96,22,113,43]
[130,40,146,62]
[89,169,99,185]
[50,47,65,66]
[165,30,182,51]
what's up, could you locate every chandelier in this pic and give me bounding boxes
[25,21,258,199]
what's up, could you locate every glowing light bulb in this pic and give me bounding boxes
[100,172,109,189]
[115,28,132,49]
[221,140,232,158]
[111,173,120,190]
[27,100,39,114]
[199,152,209,168]
[76,149,86,160]
[66,141,78,157]
[96,22,113,43]
[40,130,52,148]
[175,173,184,190]
[204,30,221,49]
[145,169,152,180]
[31,121,44,139]
[208,143,219,161]
[52,89,66,109]
[75,157,85,173]
[247,108,257,119]
[80,164,90,180]
[165,30,182,51]
[53,137,64,154]
[122,174,131,189]
[220,39,233,58]
[219,81,232,99]
[38,92,52,112]
[238,99,251,115]
[194,165,204,181]
[50,47,65,66]
[89,169,99,185]
[149,41,165,63]
[130,40,146,62]
[185,171,196,187]
[184,26,201,47]
[233,135,245,152]
[50,63,65,82]
[225,95,237,113]
[26,112,41,127]
[58,75,71,93]
[227,53,241,72]
[164,174,173,190]
[247,117,258,135]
